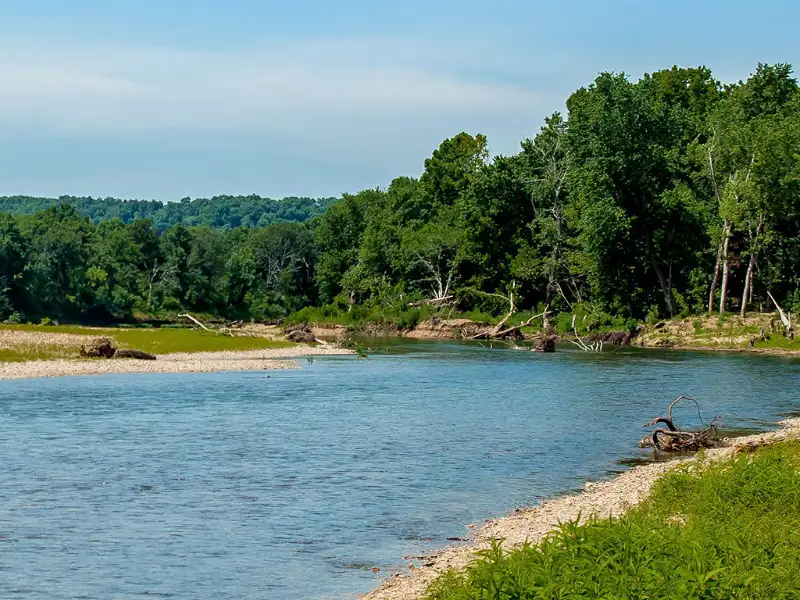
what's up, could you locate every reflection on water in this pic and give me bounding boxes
[0,341,798,599]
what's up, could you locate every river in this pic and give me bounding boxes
[1,341,798,599]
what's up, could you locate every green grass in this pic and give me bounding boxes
[681,315,797,351]
[426,441,800,600]
[0,346,69,362]
[110,328,293,354]
[0,323,292,362]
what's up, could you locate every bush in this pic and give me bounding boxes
[4,311,23,325]
[161,296,183,311]
[393,309,422,330]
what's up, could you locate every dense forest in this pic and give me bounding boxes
[0,195,336,230]
[1,63,799,327]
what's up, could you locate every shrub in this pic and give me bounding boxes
[161,296,183,311]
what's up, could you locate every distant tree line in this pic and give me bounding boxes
[0,195,336,230]
[0,206,319,322]
[1,63,799,325]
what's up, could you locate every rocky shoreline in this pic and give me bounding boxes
[359,418,800,600]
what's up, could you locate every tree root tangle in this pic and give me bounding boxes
[638,395,721,452]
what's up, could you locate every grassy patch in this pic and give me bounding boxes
[637,313,798,352]
[110,328,292,354]
[0,324,292,361]
[426,441,800,600]
[0,346,70,362]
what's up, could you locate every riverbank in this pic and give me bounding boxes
[360,417,800,600]
[307,312,800,356]
[0,325,353,380]
[0,346,352,380]
[0,323,297,361]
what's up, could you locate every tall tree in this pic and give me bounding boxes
[420,133,488,210]
[567,73,699,317]
[0,214,26,319]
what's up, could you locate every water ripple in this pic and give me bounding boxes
[0,342,798,599]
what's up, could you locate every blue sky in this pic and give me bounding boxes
[0,0,797,200]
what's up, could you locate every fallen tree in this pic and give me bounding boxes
[115,349,157,360]
[566,315,603,352]
[284,323,321,343]
[79,337,157,360]
[468,282,552,340]
[639,396,720,452]
[767,291,794,341]
[178,313,261,338]
[80,337,116,358]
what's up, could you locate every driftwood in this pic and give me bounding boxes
[284,323,322,344]
[78,338,156,361]
[115,349,157,360]
[178,313,214,332]
[531,335,556,352]
[80,337,117,358]
[178,313,259,338]
[767,291,794,341]
[639,396,720,452]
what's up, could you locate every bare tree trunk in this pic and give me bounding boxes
[646,233,676,318]
[707,142,725,315]
[768,291,794,341]
[179,313,213,332]
[708,236,725,314]
[719,223,732,313]
[652,261,676,318]
[146,260,159,308]
[740,253,756,318]
[740,217,764,318]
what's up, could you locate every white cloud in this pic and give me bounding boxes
[0,37,541,135]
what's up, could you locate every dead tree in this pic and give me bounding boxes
[178,313,260,338]
[767,291,794,341]
[566,315,603,352]
[639,396,720,452]
[740,214,764,317]
[179,313,214,332]
[470,283,550,340]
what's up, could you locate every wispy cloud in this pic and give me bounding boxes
[0,37,541,135]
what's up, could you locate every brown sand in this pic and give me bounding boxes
[360,418,800,600]
[0,346,353,380]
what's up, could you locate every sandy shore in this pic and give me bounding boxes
[360,418,800,600]
[0,346,353,380]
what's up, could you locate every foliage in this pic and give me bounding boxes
[0,195,335,230]
[2,63,800,327]
[426,441,800,600]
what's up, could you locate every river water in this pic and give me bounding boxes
[1,341,799,599]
